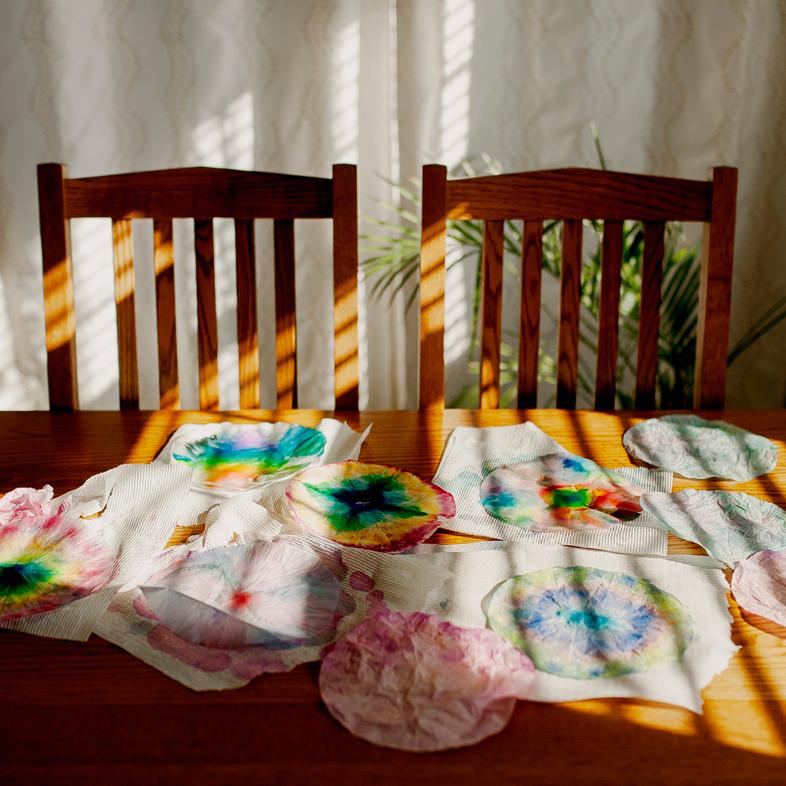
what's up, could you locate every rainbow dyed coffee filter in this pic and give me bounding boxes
[0,486,115,622]
[360,542,736,712]
[480,453,644,530]
[487,566,693,680]
[285,461,456,552]
[433,423,671,555]
[623,414,778,481]
[0,464,194,641]
[158,421,326,492]
[139,540,348,649]
[93,527,454,692]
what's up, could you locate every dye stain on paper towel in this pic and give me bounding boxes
[480,453,643,531]
[125,592,291,678]
[0,486,115,620]
[487,566,693,679]
[140,541,348,649]
[286,461,455,552]
[172,423,326,490]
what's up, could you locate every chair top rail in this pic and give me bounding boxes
[445,167,716,221]
[52,165,334,219]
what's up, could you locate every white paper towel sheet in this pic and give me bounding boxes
[339,541,737,713]
[91,519,736,707]
[92,518,440,691]
[432,423,672,555]
[0,463,194,640]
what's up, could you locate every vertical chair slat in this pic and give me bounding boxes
[194,218,219,410]
[634,221,665,409]
[37,163,79,410]
[694,166,737,409]
[332,163,359,410]
[153,219,179,409]
[518,220,542,408]
[419,164,448,408]
[480,220,504,409]
[274,219,297,408]
[557,219,582,409]
[235,218,259,409]
[594,220,623,410]
[111,219,139,409]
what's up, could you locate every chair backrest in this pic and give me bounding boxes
[418,165,737,410]
[37,163,358,411]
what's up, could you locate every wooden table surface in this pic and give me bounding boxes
[1,409,785,785]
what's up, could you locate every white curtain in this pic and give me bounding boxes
[1,0,785,410]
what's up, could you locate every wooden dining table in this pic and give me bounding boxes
[1,408,785,785]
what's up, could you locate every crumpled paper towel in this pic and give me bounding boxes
[0,463,193,641]
[337,541,736,713]
[432,423,672,555]
[91,510,448,691]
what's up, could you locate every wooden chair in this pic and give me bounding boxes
[37,163,358,411]
[418,165,737,410]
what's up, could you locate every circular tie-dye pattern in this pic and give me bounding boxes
[486,566,693,679]
[140,540,348,649]
[480,453,643,530]
[171,422,326,490]
[319,609,535,752]
[286,461,456,552]
[0,489,115,621]
[623,414,778,481]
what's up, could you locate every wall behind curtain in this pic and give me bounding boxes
[1,0,784,410]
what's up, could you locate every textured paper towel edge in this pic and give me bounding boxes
[1,463,194,640]
[432,424,672,555]
[362,543,737,713]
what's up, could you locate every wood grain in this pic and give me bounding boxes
[1,408,786,785]
[419,164,448,409]
[518,220,543,408]
[37,163,78,410]
[557,220,582,409]
[274,219,297,409]
[111,219,139,409]
[595,220,623,410]
[695,167,738,409]
[194,218,219,410]
[153,219,179,409]
[480,220,504,408]
[332,164,359,410]
[235,218,259,409]
[634,221,665,410]
[63,167,333,219]
[446,168,712,221]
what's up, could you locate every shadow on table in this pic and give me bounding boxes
[2,675,785,786]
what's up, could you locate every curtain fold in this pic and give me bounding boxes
[1,0,784,409]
